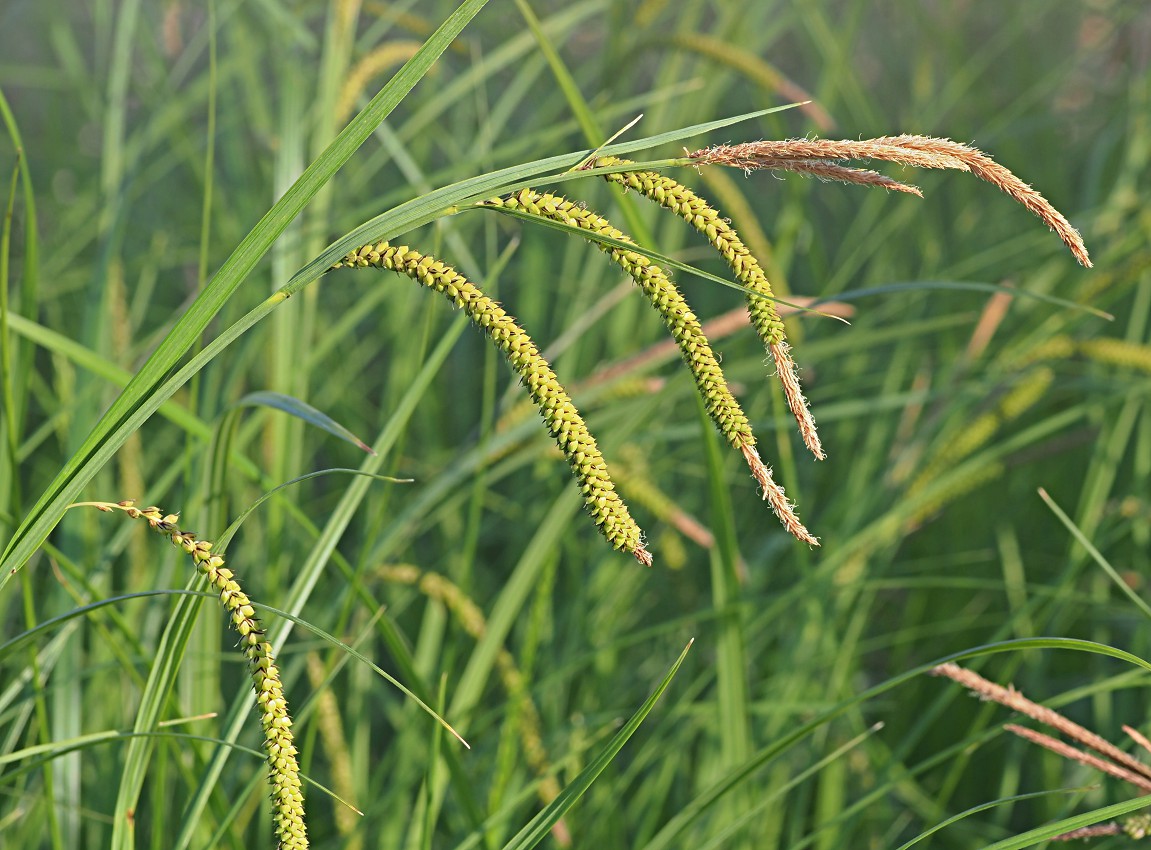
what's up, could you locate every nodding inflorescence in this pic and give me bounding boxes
[333,243,653,565]
[481,188,817,545]
[592,157,824,461]
[689,135,1092,268]
[330,132,1091,562]
[76,500,308,850]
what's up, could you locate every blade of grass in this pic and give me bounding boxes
[1038,487,1151,621]
[979,795,1151,850]
[813,279,1112,321]
[0,88,40,446]
[698,397,753,827]
[290,105,797,284]
[0,0,492,588]
[498,639,694,850]
[894,788,1090,850]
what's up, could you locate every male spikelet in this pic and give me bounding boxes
[933,663,1151,841]
[77,500,308,850]
[333,242,652,565]
[483,189,817,545]
[593,156,824,459]
[690,135,1092,268]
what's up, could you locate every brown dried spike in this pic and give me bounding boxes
[751,157,923,196]
[932,663,1151,780]
[691,135,1092,267]
[770,340,823,460]
[693,138,970,171]
[1126,725,1151,759]
[879,135,1092,267]
[1004,724,1151,794]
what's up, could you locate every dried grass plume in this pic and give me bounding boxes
[691,135,1092,268]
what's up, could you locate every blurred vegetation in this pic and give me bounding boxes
[1,0,1150,847]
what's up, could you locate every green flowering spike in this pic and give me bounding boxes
[1080,337,1151,373]
[333,243,652,565]
[78,500,309,850]
[594,156,824,461]
[482,189,817,545]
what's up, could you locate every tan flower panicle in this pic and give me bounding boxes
[691,135,1091,267]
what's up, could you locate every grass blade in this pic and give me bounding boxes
[498,639,694,850]
[0,0,492,588]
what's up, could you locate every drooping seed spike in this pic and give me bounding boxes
[593,157,824,460]
[80,500,309,848]
[482,188,817,543]
[332,242,651,565]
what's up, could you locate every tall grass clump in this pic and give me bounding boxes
[1,1,1144,848]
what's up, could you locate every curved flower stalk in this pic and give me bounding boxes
[76,500,308,850]
[593,156,825,460]
[483,189,817,545]
[690,135,1092,268]
[332,243,652,565]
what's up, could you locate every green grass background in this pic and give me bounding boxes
[2,0,1150,847]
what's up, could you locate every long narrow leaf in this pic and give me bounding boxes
[499,639,694,850]
[0,0,491,587]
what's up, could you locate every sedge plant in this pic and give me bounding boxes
[0,3,1115,847]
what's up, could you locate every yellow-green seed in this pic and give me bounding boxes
[80,501,308,849]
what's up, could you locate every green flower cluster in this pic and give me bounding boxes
[595,156,787,349]
[334,243,651,565]
[85,500,307,849]
[593,157,823,460]
[483,189,756,453]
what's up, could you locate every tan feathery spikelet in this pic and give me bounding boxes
[332,242,652,565]
[932,662,1151,842]
[696,137,971,171]
[737,157,923,195]
[77,500,309,849]
[483,188,817,545]
[932,662,1151,787]
[691,135,1092,268]
[593,157,825,460]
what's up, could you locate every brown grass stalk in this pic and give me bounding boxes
[1004,724,1151,794]
[932,663,1151,781]
[750,157,923,195]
